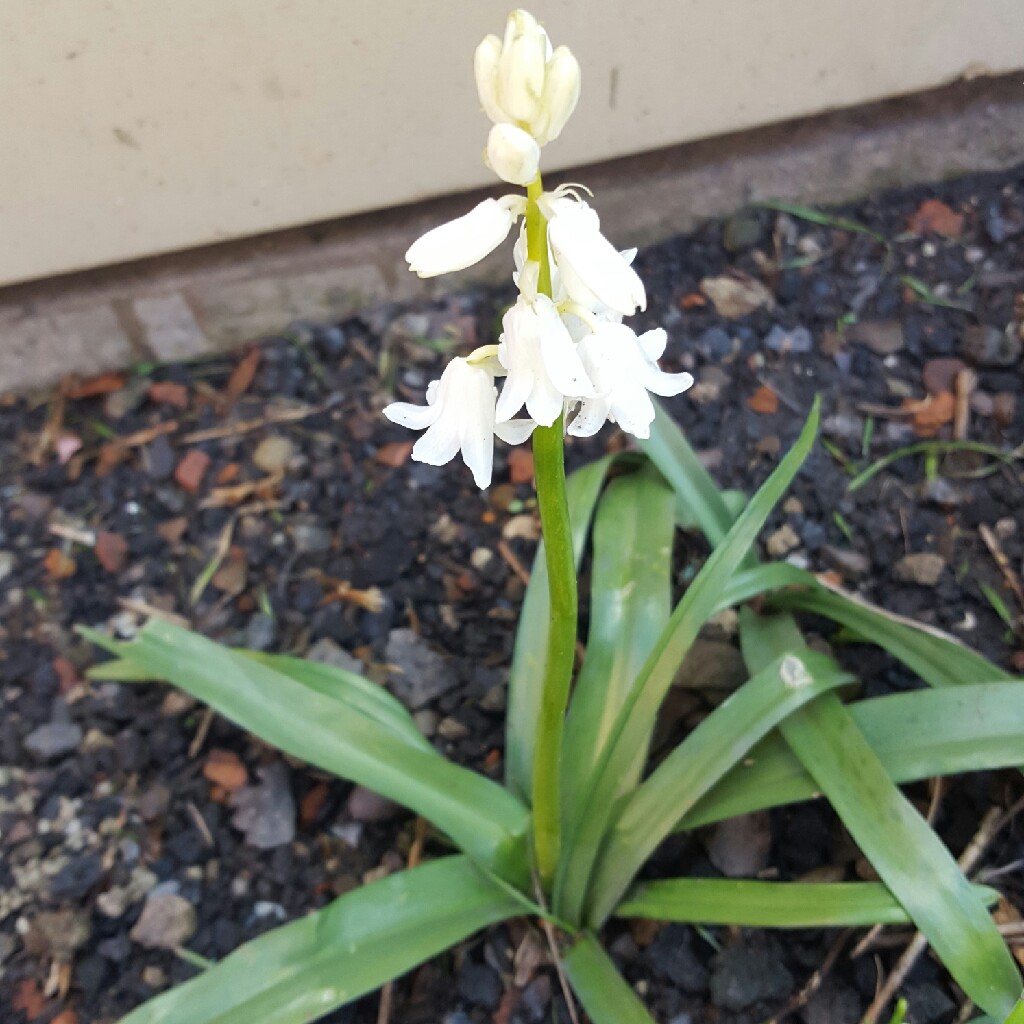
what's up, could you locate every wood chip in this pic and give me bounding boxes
[223,349,262,411]
[175,450,211,494]
[747,384,779,414]
[908,198,964,238]
[148,381,189,408]
[65,372,127,399]
[94,531,129,573]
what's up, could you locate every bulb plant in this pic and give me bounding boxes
[82,11,1024,1024]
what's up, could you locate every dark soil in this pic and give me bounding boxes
[2,164,1023,1024]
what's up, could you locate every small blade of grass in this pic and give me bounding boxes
[758,199,889,247]
[849,440,1024,493]
[980,582,1015,630]
[901,274,974,312]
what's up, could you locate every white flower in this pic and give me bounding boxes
[474,11,581,147]
[496,292,594,427]
[485,123,541,186]
[405,195,526,278]
[384,357,534,489]
[568,324,693,439]
[539,193,647,317]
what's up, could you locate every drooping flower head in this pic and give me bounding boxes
[387,10,692,489]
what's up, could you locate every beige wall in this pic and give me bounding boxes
[1,1,1022,288]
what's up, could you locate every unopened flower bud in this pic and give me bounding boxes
[532,46,580,144]
[497,9,549,125]
[474,34,508,125]
[485,123,541,185]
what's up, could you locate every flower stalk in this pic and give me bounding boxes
[525,174,577,887]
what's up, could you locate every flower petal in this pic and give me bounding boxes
[474,34,509,124]
[494,418,537,445]
[535,297,594,398]
[406,198,520,278]
[567,395,611,437]
[382,400,438,430]
[412,416,462,466]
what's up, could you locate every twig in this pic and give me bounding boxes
[116,597,191,629]
[531,868,579,1024]
[498,539,532,586]
[49,522,96,546]
[186,800,215,848]
[859,806,1008,1024]
[766,929,851,1024]
[116,420,179,448]
[180,400,333,444]
[376,819,429,1024]
[188,707,215,759]
[953,369,976,442]
[979,523,1024,613]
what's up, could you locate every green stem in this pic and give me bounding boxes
[525,175,577,888]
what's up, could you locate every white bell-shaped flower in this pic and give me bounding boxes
[485,124,541,186]
[540,193,647,317]
[496,287,595,427]
[405,196,527,278]
[568,324,693,439]
[384,356,534,489]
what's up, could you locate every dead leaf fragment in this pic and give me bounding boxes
[508,447,535,484]
[44,548,77,579]
[157,517,188,544]
[95,531,129,573]
[904,391,955,436]
[700,273,775,319]
[375,441,414,468]
[908,198,964,238]
[747,384,779,414]
[203,749,248,791]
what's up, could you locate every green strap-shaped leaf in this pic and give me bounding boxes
[680,682,1024,828]
[238,651,434,750]
[641,400,737,544]
[554,400,820,924]
[740,611,1022,1021]
[562,932,658,1024]
[561,469,675,820]
[716,562,1012,688]
[585,650,853,926]
[505,454,616,801]
[118,856,521,1024]
[615,877,1000,928]
[82,620,528,883]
